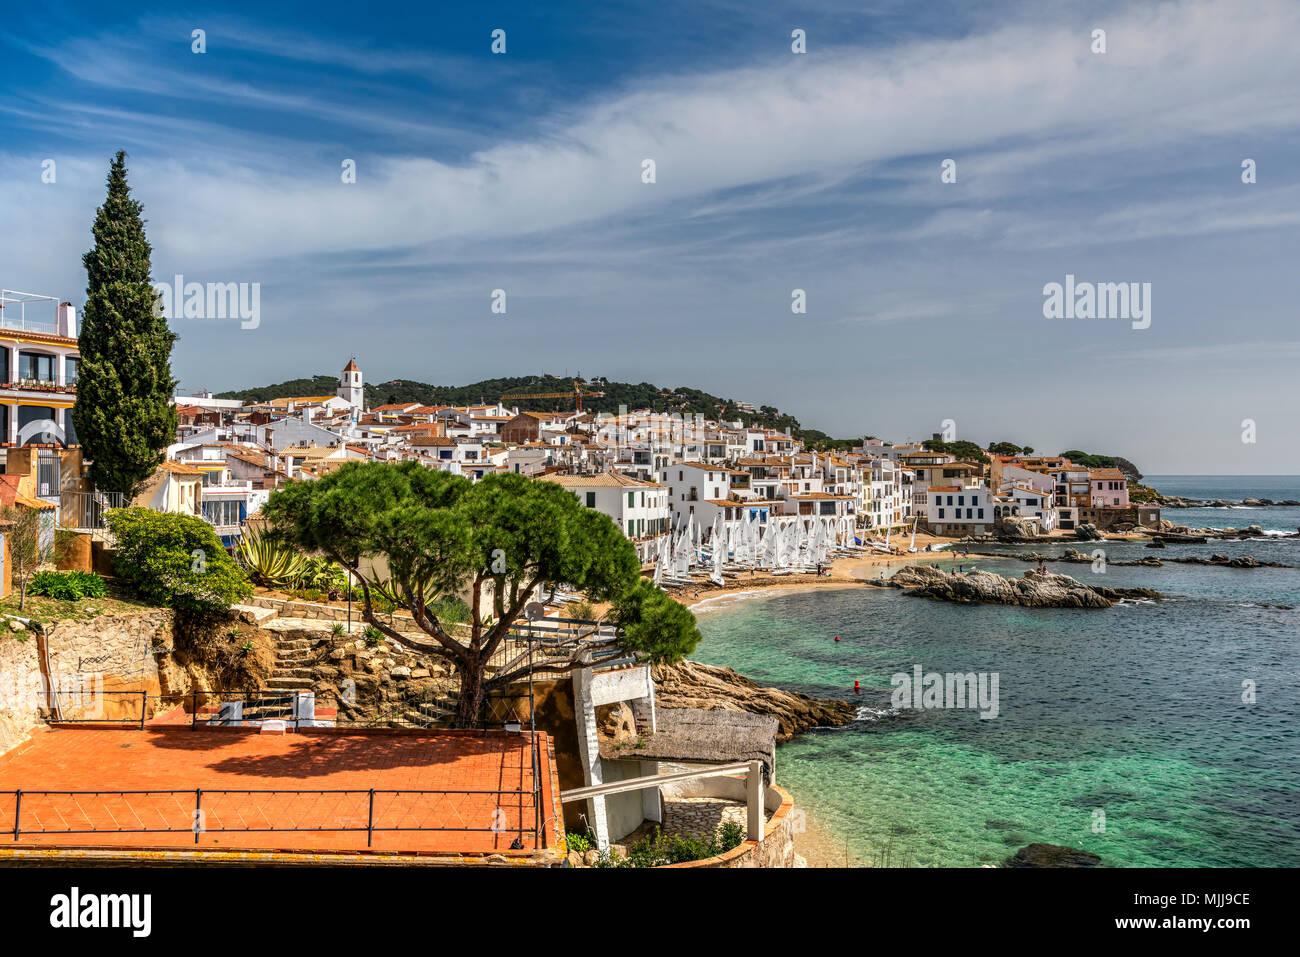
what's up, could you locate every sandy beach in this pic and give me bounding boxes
[658,526,1155,612]
[664,528,969,611]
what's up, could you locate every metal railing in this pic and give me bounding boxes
[47,687,540,732]
[58,490,127,530]
[3,786,542,849]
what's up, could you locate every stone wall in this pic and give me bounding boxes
[43,610,174,722]
[0,626,43,755]
[659,780,800,869]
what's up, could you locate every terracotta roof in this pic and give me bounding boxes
[158,461,204,475]
[1089,468,1127,481]
[342,358,360,373]
[538,472,651,488]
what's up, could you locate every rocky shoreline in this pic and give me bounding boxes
[875,564,1162,608]
[1153,495,1300,509]
[652,659,858,742]
[965,546,1292,569]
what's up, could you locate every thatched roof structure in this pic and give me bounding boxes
[599,707,777,774]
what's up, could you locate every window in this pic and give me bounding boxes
[18,352,56,383]
[978,509,984,519]
[585,491,596,507]
[17,406,58,445]
[628,491,635,507]
[65,357,79,385]
[966,509,973,519]
[203,499,243,527]
[946,496,953,506]
[938,508,945,518]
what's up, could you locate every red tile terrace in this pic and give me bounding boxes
[0,721,564,866]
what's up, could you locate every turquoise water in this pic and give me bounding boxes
[693,485,1300,867]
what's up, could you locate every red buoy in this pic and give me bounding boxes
[834,635,840,642]
[853,679,860,694]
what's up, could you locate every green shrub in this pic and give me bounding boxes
[297,557,348,600]
[425,595,471,629]
[106,507,251,614]
[567,600,595,621]
[566,831,593,855]
[363,625,384,647]
[718,820,744,852]
[594,824,744,867]
[28,570,108,601]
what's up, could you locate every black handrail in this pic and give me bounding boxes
[3,787,543,847]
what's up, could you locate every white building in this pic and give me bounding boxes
[657,462,734,525]
[925,483,993,536]
[539,472,670,561]
[337,358,364,417]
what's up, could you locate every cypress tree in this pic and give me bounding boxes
[71,151,178,495]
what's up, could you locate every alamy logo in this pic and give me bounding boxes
[153,274,260,329]
[1043,274,1150,330]
[50,887,151,937]
[890,664,1000,719]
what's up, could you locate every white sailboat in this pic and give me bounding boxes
[710,525,725,586]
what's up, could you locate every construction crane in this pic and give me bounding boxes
[500,380,606,414]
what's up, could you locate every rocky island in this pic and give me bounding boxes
[878,565,1162,608]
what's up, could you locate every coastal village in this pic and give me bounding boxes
[165,358,1162,555]
[0,286,1214,869]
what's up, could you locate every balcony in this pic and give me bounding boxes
[0,316,58,336]
[1,378,74,394]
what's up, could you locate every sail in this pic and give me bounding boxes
[762,521,780,568]
[710,525,725,585]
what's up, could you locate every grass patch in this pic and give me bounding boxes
[0,586,155,624]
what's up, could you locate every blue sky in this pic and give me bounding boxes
[2,0,1298,472]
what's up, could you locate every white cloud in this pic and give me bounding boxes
[8,0,1299,274]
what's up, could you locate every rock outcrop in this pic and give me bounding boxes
[1074,522,1103,541]
[882,565,1161,608]
[651,660,857,742]
[994,516,1040,542]
[1166,553,1291,568]
[1004,843,1102,868]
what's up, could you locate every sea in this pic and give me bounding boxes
[692,476,1300,867]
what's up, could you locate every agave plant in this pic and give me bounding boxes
[235,528,311,588]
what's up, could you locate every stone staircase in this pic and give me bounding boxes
[269,633,320,691]
[232,601,466,728]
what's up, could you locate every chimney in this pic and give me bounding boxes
[56,302,77,338]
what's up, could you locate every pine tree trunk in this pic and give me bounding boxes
[454,659,486,729]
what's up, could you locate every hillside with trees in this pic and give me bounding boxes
[217,373,858,444]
